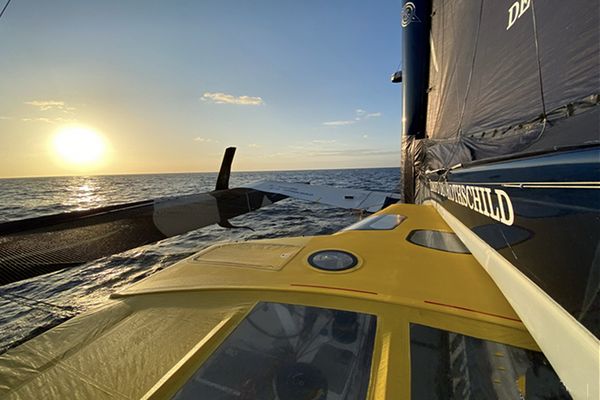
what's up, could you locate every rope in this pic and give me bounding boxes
[530,0,548,119]
[442,0,486,171]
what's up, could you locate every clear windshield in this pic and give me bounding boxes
[410,323,572,399]
[173,302,377,400]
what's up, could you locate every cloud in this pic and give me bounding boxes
[306,148,398,157]
[21,116,76,124]
[311,139,337,144]
[248,143,261,148]
[288,139,338,151]
[323,109,381,127]
[275,141,398,161]
[287,144,307,150]
[322,120,356,126]
[22,117,52,123]
[201,92,264,106]
[0,116,11,120]
[362,134,369,139]
[193,137,219,143]
[24,100,75,112]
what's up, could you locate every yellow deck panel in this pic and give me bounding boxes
[119,204,522,327]
[0,204,540,399]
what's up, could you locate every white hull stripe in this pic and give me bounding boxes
[445,181,600,189]
[501,184,600,189]
[429,201,600,400]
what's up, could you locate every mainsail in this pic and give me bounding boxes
[428,0,598,139]
[401,0,599,201]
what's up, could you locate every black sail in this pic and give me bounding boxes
[402,0,600,337]
[426,0,599,145]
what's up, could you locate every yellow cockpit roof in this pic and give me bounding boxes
[0,204,539,399]
[118,204,520,326]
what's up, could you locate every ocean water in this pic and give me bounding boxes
[0,168,400,354]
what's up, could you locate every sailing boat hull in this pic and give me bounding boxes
[427,146,600,337]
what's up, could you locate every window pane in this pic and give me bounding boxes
[406,230,470,254]
[174,302,377,400]
[342,214,406,231]
[410,324,572,399]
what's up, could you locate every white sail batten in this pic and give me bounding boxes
[431,201,600,400]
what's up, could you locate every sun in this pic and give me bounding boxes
[53,126,106,166]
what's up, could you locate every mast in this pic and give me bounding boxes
[400,0,431,203]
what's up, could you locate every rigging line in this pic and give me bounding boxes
[428,4,446,139]
[530,0,547,119]
[431,2,453,142]
[455,0,484,141]
[504,0,548,151]
[0,0,12,21]
[443,0,486,171]
[530,115,548,145]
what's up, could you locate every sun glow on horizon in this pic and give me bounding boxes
[52,126,107,167]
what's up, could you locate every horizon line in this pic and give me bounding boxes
[0,164,401,180]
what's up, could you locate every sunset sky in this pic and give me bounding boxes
[0,1,402,178]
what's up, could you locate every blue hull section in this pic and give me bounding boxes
[428,147,600,337]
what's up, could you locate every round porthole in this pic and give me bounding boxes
[307,250,358,272]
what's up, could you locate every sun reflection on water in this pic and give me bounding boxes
[65,178,107,210]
